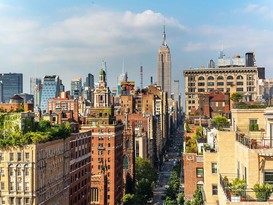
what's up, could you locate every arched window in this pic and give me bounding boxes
[126,140,130,149]
[198,76,205,81]
[237,75,243,80]
[208,76,214,80]
[123,155,128,170]
[217,76,224,80]
[227,76,233,80]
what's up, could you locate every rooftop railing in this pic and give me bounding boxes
[219,174,273,202]
[236,132,273,149]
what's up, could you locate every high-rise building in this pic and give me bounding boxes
[157,26,171,95]
[40,75,61,112]
[71,77,82,99]
[0,73,23,103]
[81,68,124,205]
[86,73,94,89]
[30,77,41,95]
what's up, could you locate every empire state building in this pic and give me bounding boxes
[157,26,171,95]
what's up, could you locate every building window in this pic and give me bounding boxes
[198,76,205,81]
[249,119,258,131]
[25,182,30,191]
[123,155,129,170]
[208,82,214,86]
[212,184,218,195]
[10,198,14,205]
[212,163,217,173]
[10,153,14,161]
[196,168,204,178]
[264,171,273,185]
[217,82,224,86]
[236,81,243,86]
[10,182,14,190]
[25,153,30,161]
[227,76,233,80]
[208,76,214,80]
[91,188,99,202]
[17,153,22,161]
[1,182,4,190]
[0,168,4,177]
[236,88,243,92]
[217,76,224,80]
[198,82,205,86]
[0,153,3,161]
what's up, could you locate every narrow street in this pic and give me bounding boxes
[152,124,184,205]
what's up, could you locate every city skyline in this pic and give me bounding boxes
[0,1,273,92]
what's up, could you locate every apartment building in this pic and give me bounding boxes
[0,138,70,205]
[203,107,273,204]
[183,52,265,116]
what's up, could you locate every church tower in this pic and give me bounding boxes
[157,25,171,95]
[83,65,124,205]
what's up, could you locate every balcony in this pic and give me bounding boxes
[219,174,273,203]
[236,132,273,149]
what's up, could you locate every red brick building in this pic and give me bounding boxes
[69,130,92,205]
[81,69,124,205]
[183,153,204,200]
[198,89,230,118]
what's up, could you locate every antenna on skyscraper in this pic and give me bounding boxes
[140,66,143,89]
[102,59,107,82]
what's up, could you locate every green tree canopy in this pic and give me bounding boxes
[122,194,141,205]
[177,192,185,205]
[211,115,229,130]
[230,92,243,102]
[135,157,158,184]
[135,178,154,202]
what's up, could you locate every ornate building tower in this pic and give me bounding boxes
[81,67,124,205]
[157,26,171,95]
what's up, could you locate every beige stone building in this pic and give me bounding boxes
[0,138,70,205]
[203,107,273,204]
[183,54,265,116]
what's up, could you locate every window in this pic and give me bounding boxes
[198,89,205,92]
[0,168,4,177]
[198,82,205,86]
[0,182,4,190]
[196,168,204,177]
[17,153,22,161]
[10,198,14,205]
[0,153,3,161]
[10,153,14,161]
[227,76,233,80]
[25,153,30,161]
[25,182,30,191]
[237,75,243,80]
[2,197,5,204]
[212,184,218,195]
[208,76,214,80]
[212,163,217,173]
[236,88,243,92]
[236,82,243,86]
[217,76,224,80]
[264,171,273,185]
[10,182,14,190]
[217,82,224,86]
[249,119,258,131]
[208,82,214,86]
[198,76,205,81]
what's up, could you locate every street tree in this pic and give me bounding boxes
[135,157,158,184]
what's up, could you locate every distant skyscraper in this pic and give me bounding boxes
[157,26,171,95]
[40,75,61,112]
[30,77,42,95]
[173,80,179,102]
[0,73,23,103]
[86,73,94,89]
[208,59,215,68]
[71,77,82,99]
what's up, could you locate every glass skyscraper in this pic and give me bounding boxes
[40,75,61,112]
[0,73,23,103]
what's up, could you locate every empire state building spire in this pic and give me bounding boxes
[162,25,167,47]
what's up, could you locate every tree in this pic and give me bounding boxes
[135,157,158,184]
[165,196,177,205]
[211,115,229,130]
[230,92,243,108]
[230,92,243,103]
[177,192,185,205]
[135,178,154,202]
[122,194,139,205]
[192,187,203,205]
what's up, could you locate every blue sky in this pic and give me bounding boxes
[0,0,273,93]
